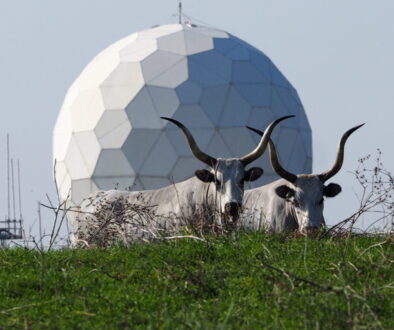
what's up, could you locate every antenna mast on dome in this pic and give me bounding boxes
[178,1,182,24]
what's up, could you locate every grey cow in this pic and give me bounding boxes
[72,115,293,246]
[242,124,364,234]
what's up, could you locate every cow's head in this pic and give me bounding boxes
[162,116,294,223]
[247,124,364,234]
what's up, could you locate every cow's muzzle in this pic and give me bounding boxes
[224,202,242,217]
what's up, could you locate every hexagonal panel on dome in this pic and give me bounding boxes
[125,87,162,129]
[249,52,272,80]
[271,87,293,118]
[54,108,73,135]
[189,51,232,81]
[304,157,313,174]
[149,59,188,88]
[219,87,252,127]
[300,129,313,158]
[53,131,72,163]
[270,64,291,88]
[288,133,309,174]
[94,149,134,178]
[213,37,239,55]
[235,83,271,108]
[139,133,177,177]
[73,131,101,175]
[119,38,158,63]
[200,84,229,123]
[157,30,187,55]
[122,128,161,173]
[232,60,268,83]
[97,120,131,149]
[247,108,276,129]
[70,91,106,131]
[188,60,227,87]
[220,127,257,158]
[101,62,144,87]
[172,105,213,128]
[205,131,233,158]
[275,127,299,168]
[227,45,250,60]
[165,126,214,157]
[53,24,312,209]
[66,52,120,100]
[175,81,202,104]
[64,137,91,180]
[184,30,214,55]
[147,86,180,119]
[71,179,95,205]
[296,105,312,131]
[95,110,128,138]
[141,51,184,82]
[100,85,143,110]
[171,157,203,182]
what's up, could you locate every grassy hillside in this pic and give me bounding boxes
[0,234,393,329]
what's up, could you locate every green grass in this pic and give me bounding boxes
[0,234,393,329]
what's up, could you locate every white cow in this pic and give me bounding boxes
[72,115,293,246]
[242,124,364,234]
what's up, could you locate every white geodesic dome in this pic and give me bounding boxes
[53,24,312,206]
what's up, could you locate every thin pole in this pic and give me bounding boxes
[7,134,10,220]
[11,158,17,235]
[11,158,16,220]
[38,202,43,250]
[178,1,182,24]
[17,159,23,221]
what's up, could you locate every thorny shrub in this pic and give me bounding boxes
[73,189,237,248]
[326,149,394,237]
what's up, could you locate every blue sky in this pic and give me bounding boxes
[0,0,393,238]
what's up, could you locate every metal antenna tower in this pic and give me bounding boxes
[17,159,23,221]
[11,158,16,220]
[0,135,23,245]
[6,134,10,220]
[178,1,182,24]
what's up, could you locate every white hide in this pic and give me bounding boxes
[73,159,253,245]
[242,176,331,233]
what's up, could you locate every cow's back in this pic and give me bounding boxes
[242,179,298,232]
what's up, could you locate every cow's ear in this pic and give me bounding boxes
[324,183,341,197]
[195,169,215,183]
[244,167,263,182]
[275,185,295,199]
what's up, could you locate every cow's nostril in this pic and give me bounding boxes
[225,202,241,216]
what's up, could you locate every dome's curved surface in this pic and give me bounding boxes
[53,24,312,205]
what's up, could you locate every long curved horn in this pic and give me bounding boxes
[161,117,217,167]
[247,126,297,183]
[318,123,365,182]
[240,115,295,166]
